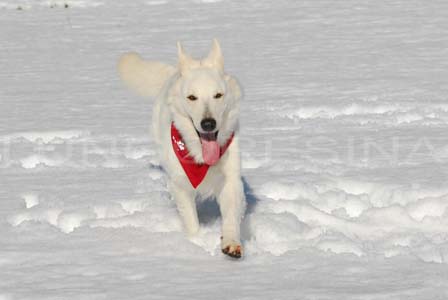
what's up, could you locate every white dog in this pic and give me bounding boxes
[118,39,246,258]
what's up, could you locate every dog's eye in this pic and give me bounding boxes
[187,95,197,101]
[214,93,223,99]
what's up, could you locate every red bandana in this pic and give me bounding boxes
[171,122,234,188]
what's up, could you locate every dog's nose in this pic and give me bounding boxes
[200,118,216,132]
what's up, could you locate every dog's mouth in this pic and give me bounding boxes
[196,130,218,142]
[196,130,220,165]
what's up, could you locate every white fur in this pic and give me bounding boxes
[118,52,176,98]
[118,39,246,255]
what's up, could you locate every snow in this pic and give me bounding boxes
[1,0,448,298]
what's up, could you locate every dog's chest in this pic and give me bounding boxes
[195,166,225,198]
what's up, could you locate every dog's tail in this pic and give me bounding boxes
[117,52,176,98]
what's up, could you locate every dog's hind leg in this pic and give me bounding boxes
[170,183,199,236]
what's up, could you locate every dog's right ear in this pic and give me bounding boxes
[177,41,197,75]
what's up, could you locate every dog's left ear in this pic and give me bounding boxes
[225,74,242,100]
[202,38,224,72]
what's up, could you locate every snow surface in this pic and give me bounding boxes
[1,0,448,299]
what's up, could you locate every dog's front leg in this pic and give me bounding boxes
[170,182,199,236]
[218,175,245,258]
[217,137,246,258]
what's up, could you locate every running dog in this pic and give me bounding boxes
[118,39,245,258]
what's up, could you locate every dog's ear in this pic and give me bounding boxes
[177,41,197,75]
[203,38,224,72]
[225,74,242,100]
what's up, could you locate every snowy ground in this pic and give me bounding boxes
[1,0,448,299]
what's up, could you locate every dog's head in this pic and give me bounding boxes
[171,39,241,145]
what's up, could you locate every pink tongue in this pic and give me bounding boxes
[201,139,220,165]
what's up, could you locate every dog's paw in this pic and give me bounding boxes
[221,237,243,259]
[191,152,204,164]
[183,139,204,164]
